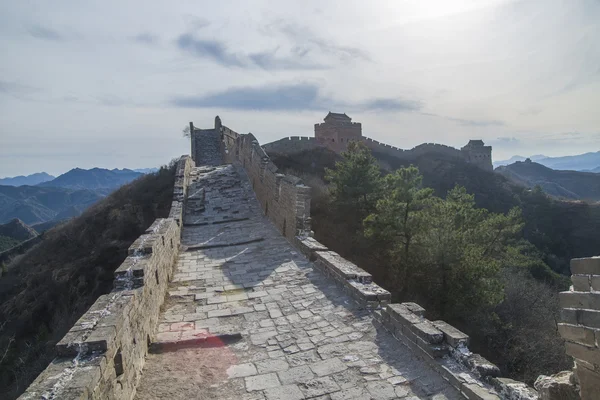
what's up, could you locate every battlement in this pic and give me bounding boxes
[18,156,194,400]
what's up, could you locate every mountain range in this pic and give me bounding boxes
[0,172,55,186]
[496,160,600,201]
[494,151,600,171]
[0,167,150,225]
[38,168,143,190]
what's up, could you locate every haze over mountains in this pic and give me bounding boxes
[0,167,155,225]
[496,160,600,201]
[0,173,55,187]
[494,151,600,171]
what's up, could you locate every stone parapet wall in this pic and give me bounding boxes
[18,155,194,400]
[362,137,464,161]
[555,256,600,399]
[218,122,311,241]
[261,136,319,154]
[296,237,391,309]
[296,235,538,400]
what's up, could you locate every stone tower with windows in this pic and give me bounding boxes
[314,112,362,153]
[460,140,493,171]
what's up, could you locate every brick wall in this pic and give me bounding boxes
[222,130,311,241]
[18,155,194,400]
[261,136,320,154]
[556,257,600,399]
[314,121,362,152]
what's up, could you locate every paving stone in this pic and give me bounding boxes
[255,359,289,374]
[278,365,315,385]
[245,373,281,391]
[286,350,321,367]
[310,358,348,377]
[330,386,369,400]
[132,164,464,400]
[298,377,341,398]
[263,384,305,400]
[227,363,258,378]
[366,380,397,399]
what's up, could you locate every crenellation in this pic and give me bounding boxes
[548,256,600,399]
[18,156,193,400]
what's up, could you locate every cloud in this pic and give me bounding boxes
[28,25,63,41]
[447,117,505,127]
[176,34,245,67]
[490,137,520,146]
[171,82,422,113]
[0,81,38,100]
[361,98,422,112]
[133,33,159,45]
[175,20,368,71]
[171,83,320,111]
[273,21,369,62]
[249,49,325,70]
[175,33,330,70]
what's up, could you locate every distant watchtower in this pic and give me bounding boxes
[461,140,493,171]
[314,112,362,153]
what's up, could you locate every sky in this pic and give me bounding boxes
[1,0,599,177]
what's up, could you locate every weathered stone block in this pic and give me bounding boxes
[432,320,470,347]
[557,323,596,347]
[466,354,500,378]
[572,274,591,291]
[461,382,500,400]
[491,378,538,400]
[401,302,426,316]
[565,341,600,365]
[386,304,422,327]
[411,321,444,344]
[560,291,600,310]
[575,361,600,400]
[534,371,579,400]
[578,309,600,329]
[592,275,600,291]
[571,257,600,275]
[560,308,579,325]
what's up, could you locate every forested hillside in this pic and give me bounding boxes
[0,162,176,400]
[496,160,600,201]
[269,144,576,384]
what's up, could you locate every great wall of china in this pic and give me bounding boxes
[17,116,600,399]
[262,112,493,172]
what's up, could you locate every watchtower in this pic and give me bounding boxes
[461,140,493,171]
[314,112,362,153]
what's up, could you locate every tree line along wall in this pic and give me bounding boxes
[18,156,194,400]
[261,135,467,163]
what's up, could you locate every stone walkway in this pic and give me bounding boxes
[135,164,461,400]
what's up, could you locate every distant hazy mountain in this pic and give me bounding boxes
[0,185,103,224]
[133,168,158,174]
[495,152,600,171]
[0,172,55,186]
[536,152,600,171]
[493,155,547,168]
[496,160,600,201]
[39,167,143,190]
